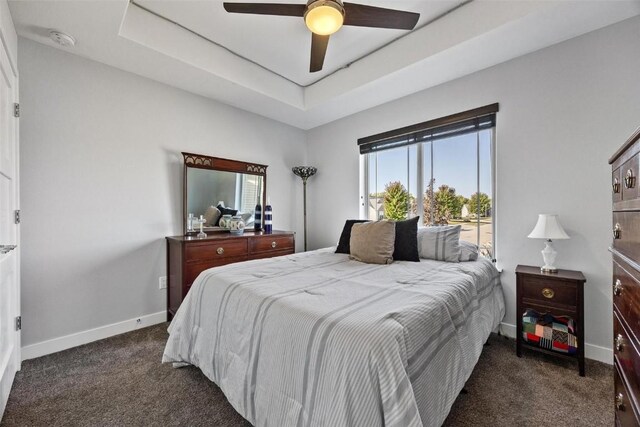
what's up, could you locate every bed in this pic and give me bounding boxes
[163,247,505,427]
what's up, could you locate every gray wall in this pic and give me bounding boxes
[306,16,640,358]
[19,38,306,347]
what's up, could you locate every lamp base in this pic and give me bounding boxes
[540,240,558,273]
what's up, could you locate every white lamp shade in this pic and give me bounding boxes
[527,214,570,240]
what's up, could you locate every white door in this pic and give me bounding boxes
[0,8,19,418]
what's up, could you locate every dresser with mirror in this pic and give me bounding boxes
[166,152,295,319]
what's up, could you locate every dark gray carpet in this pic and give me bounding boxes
[1,324,612,426]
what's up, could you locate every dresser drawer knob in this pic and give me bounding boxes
[615,392,625,411]
[614,279,623,296]
[613,223,621,239]
[615,334,625,352]
[541,288,555,299]
[271,241,277,248]
[625,169,636,189]
[216,247,224,255]
[613,177,621,194]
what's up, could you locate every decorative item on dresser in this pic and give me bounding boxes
[609,126,640,426]
[292,165,317,251]
[515,265,586,376]
[166,230,295,319]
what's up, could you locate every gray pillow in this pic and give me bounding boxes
[349,220,396,265]
[417,225,461,262]
[459,240,479,262]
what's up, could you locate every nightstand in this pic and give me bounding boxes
[515,265,586,376]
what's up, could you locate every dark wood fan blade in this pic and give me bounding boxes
[223,3,306,17]
[310,33,330,73]
[343,3,419,30]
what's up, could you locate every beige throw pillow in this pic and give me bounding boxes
[204,205,221,226]
[349,220,396,265]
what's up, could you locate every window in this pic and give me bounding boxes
[360,104,497,258]
[236,173,263,215]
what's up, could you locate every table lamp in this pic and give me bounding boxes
[527,214,570,273]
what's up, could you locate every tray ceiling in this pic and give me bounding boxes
[8,0,640,130]
[134,0,466,87]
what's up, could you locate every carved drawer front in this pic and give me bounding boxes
[622,154,639,201]
[185,239,248,262]
[249,235,294,254]
[613,257,640,343]
[614,168,622,203]
[615,363,640,426]
[614,311,640,409]
[521,276,576,308]
[612,212,640,261]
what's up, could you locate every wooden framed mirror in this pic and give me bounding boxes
[182,152,267,235]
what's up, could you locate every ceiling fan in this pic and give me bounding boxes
[223,1,420,73]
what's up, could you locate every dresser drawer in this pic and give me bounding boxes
[612,212,640,260]
[615,362,640,426]
[185,239,248,262]
[613,256,640,343]
[615,311,640,410]
[249,235,294,254]
[622,154,639,202]
[185,256,248,286]
[520,276,577,308]
[248,249,293,261]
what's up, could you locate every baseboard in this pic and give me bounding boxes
[499,322,613,365]
[21,311,167,361]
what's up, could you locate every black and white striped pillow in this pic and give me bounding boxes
[417,225,462,262]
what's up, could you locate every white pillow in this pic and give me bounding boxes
[459,240,479,262]
[417,225,461,262]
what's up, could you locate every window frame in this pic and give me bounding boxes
[360,105,498,260]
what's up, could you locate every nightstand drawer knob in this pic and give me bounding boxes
[614,279,623,296]
[613,223,621,239]
[616,393,625,411]
[271,241,277,248]
[615,334,625,352]
[541,288,555,299]
[216,247,224,255]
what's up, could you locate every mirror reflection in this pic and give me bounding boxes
[186,168,264,229]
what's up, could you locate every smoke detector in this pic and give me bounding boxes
[49,30,76,47]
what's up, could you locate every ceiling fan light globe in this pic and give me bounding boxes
[305,1,344,35]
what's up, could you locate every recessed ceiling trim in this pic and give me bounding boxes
[130,0,302,87]
[135,0,469,88]
[119,1,304,109]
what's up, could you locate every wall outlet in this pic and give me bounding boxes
[159,276,168,290]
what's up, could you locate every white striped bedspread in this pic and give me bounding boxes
[163,248,505,427]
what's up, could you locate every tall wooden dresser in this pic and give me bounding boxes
[166,230,295,320]
[610,127,640,426]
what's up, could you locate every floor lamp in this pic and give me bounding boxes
[292,166,317,251]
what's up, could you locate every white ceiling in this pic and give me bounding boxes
[8,0,640,130]
[135,0,466,87]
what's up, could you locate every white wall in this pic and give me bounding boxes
[19,38,306,349]
[306,16,640,360]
